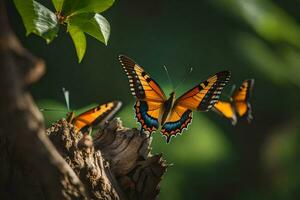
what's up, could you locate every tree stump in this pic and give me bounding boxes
[46,118,167,200]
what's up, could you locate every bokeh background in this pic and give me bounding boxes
[7,0,300,199]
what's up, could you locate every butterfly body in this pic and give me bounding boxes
[160,92,176,125]
[119,55,230,142]
[212,79,254,125]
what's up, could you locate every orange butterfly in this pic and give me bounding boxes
[62,88,122,133]
[66,101,122,133]
[119,55,231,142]
[212,79,254,125]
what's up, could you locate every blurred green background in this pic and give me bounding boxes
[7,0,300,199]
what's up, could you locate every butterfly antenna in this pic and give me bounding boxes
[163,65,174,91]
[174,67,193,92]
[40,108,66,112]
[62,87,70,111]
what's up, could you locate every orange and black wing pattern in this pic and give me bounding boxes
[161,71,231,142]
[212,101,237,125]
[161,106,192,143]
[134,100,161,133]
[232,79,254,122]
[119,55,166,101]
[174,71,231,111]
[119,55,166,133]
[70,101,122,133]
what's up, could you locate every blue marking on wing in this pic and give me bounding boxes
[136,101,159,130]
[162,110,192,132]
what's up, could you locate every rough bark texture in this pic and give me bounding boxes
[46,118,167,200]
[47,120,121,199]
[0,1,88,199]
[0,1,167,199]
[94,119,167,200]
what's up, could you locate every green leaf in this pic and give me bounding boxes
[62,0,114,16]
[52,0,64,11]
[68,25,86,63]
[14,0,59,43]
[68,13,110,45]
[89,14,110,45]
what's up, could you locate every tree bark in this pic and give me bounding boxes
[0,1,166,199]
[47,118,167,200]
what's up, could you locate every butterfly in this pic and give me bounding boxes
[66,101,122,134]
[61,88,122,133]
[212,79,254,125]
[119,55,231,142]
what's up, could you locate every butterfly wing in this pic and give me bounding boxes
[174,71,231,111]
[161,71,231,142]
[212,101,237,125]
[134,100,161,132]
[72,101,122,132]
[119,55,166,101]
[161,106,192,143]
[119,55,166,133]
[232,79,254,122]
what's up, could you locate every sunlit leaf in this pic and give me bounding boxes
[68,13,110,45]
[52,0,64,12]
[68,25,86,63]
[62,0,114,16]
[14,0,59,43]
[87,14,110,45]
